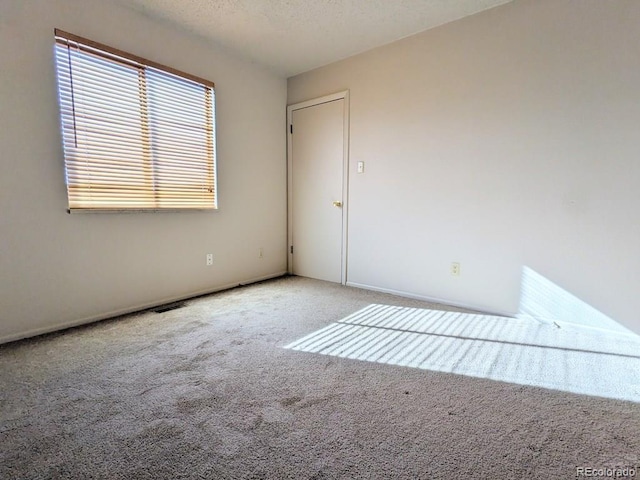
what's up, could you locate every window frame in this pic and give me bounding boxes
[54,29,218,213]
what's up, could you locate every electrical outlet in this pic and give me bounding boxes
[206,253,213,266]
[259,247,264,259]
[451,262,460,276]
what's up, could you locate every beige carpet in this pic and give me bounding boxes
[1,276,638,479]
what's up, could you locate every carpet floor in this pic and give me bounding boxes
[1,275,638,479]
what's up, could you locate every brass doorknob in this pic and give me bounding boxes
[332,201,342,207]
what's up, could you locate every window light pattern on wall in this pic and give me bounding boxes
[54,29,217,212]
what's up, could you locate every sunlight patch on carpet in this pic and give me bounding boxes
[284,304,640,402]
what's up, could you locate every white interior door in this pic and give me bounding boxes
[290,97,345,283]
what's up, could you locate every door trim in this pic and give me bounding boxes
[287,90,350,285]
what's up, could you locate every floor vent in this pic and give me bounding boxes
[153,302,186,313]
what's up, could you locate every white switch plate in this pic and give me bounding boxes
[357,161,365,173]
[206,253,213,266]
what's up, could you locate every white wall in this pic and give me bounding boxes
[288,0,640,333]
[0,0,287,342]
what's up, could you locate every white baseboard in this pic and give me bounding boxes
[0,271,288,345]
[345,281,515,318]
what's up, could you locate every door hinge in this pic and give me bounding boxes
[290,124,293,134]
[290,245,293,254]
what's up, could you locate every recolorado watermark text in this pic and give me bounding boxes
[576,466,637,478]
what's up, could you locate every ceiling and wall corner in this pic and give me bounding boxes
[114,0,514,77]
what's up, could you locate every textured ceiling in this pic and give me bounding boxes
[118,0,513,77]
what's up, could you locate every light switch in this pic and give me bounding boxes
[357,161,365,174]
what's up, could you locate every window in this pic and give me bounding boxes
[54,29,217,212]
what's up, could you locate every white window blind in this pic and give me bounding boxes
[54,29,217,212]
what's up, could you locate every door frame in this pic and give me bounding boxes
[287,90,350,284]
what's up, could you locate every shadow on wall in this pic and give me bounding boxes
[285,303,640,403]
[517,266,633,335]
